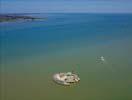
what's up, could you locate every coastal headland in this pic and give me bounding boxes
[0,14,46,22]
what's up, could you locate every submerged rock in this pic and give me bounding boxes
[53,72,80,86]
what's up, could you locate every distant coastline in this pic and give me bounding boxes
[0,14,46,22]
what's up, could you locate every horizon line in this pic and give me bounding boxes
[1,12,132,14]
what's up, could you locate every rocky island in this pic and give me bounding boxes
[0,14,45,22]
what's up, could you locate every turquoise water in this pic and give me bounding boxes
[1,13,132,100]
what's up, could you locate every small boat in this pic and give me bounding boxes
[53,72,80,86]
[100,56,105,62]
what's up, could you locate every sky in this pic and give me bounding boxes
[1,0,132,13]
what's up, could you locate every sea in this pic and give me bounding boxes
[0,13,132,100]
